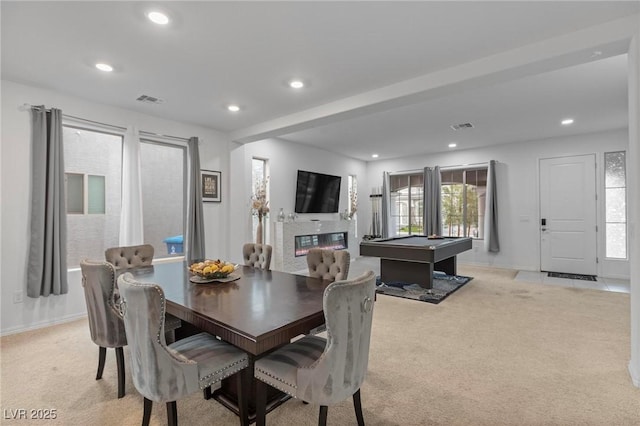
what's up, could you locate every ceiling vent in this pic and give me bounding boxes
[136,94,165,105]
[450,122,474,131]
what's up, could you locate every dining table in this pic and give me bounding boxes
[125,261,331,422]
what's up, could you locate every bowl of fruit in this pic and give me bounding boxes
[189,259,238,283]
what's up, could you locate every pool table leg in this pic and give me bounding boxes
[380,259,435,289]
[435,256,457,276]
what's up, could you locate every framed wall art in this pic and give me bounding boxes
[201,170,221,202]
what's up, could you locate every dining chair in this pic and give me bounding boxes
[306,248,350,282]
[79,259,128,398]
[105,244,181,343]
[242,243,272,270]
[105,244,154,268]
[254,270,376,426]
[117,273,251,426]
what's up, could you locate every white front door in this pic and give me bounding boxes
[539,154,597,275]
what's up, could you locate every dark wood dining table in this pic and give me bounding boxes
[126,261,331,422]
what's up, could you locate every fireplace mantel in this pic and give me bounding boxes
[272,220,357,273]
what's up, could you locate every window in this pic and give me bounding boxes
[348,175,358,219]
[390,173,423,235]
[605,151,626,259]
[65,173,106,214]
[63,126,187,268]
[63,126,122,268]
[252,158,268,241]
[441,168,486,238]
[140,140,186,258]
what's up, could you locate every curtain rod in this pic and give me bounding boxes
[390,161,491,175]
[20,103,191,142]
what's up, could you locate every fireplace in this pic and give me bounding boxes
[295,232,348,257]
[272,220,356,272]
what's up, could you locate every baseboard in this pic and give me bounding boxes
[0,313,87,337]
[630,361,640,388]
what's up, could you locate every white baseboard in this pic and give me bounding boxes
[0,313,87,337]
[630,361,640,388]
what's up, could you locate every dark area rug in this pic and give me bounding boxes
[375,272,473,304]
[547,272,597,281]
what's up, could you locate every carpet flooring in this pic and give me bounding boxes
[1,264,638,425]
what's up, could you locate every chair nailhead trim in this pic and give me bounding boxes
[255,367,297,390]
[199,360,248,389]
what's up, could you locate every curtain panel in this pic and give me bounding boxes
[423,166,442,236]
[119,126,144,246]
[27,107,68,297]
[186,137,205,263]
[381,172,391,238]
[484,160,500,252]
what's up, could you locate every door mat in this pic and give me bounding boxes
[547,272,597,281]
[375,273,472,304]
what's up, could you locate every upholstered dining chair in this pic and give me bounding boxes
[80,259,128,399]
[242,243,273,270]
[254,270,376,426]
[105,244,155,269]
[117,273,251,426]
[306,248,350,282]
[105,244,181,344]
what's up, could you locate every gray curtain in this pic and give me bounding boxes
[27,107,68,297]
[423,166,442,236]
[484,160,500,252]
[381,172,391,238]
[186,137,205,263]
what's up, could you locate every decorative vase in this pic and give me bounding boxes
[256,216,263,244]
[277,208,285,222]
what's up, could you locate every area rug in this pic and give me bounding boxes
[375,272,473,304]
[547,272,597,281]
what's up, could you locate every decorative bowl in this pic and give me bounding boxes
[189,259,237,280]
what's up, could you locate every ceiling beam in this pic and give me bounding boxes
[230,14,639,144]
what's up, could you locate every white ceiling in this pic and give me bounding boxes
[2,1,638,161]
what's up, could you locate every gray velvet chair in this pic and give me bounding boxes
[105,244,155,269]
[80,259,128,398]
[105,244,181,343]
[117,273,251,426]
[306,249,350,282]
[242,243,272,270]
[254,270,376,426]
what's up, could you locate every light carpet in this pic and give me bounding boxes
[1,265,638,425]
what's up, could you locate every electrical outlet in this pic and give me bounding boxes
[13,291,24,304]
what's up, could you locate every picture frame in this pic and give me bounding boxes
[201,170,221,202]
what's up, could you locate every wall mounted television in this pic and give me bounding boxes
[295,170,341,213]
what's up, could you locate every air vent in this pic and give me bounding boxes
[450,122,474,131]
[136,95,165,104]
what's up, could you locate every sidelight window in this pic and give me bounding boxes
[604,151,627,259]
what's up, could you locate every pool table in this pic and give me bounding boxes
[359,235,472,288]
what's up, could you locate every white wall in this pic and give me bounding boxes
[0,80,231,335]
[366,128,630,277]
[228,138,367,266]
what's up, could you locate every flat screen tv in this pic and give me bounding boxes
[295,170,341,213]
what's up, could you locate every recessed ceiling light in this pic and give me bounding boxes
[371,154,379,158]
[561,118,574,125]
[147,11,169,25]
[227,105,240,112]
[448,143,457,148]
[95,63,113,72]
[289,80,305,89]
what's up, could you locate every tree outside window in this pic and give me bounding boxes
[441,168,486,238]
